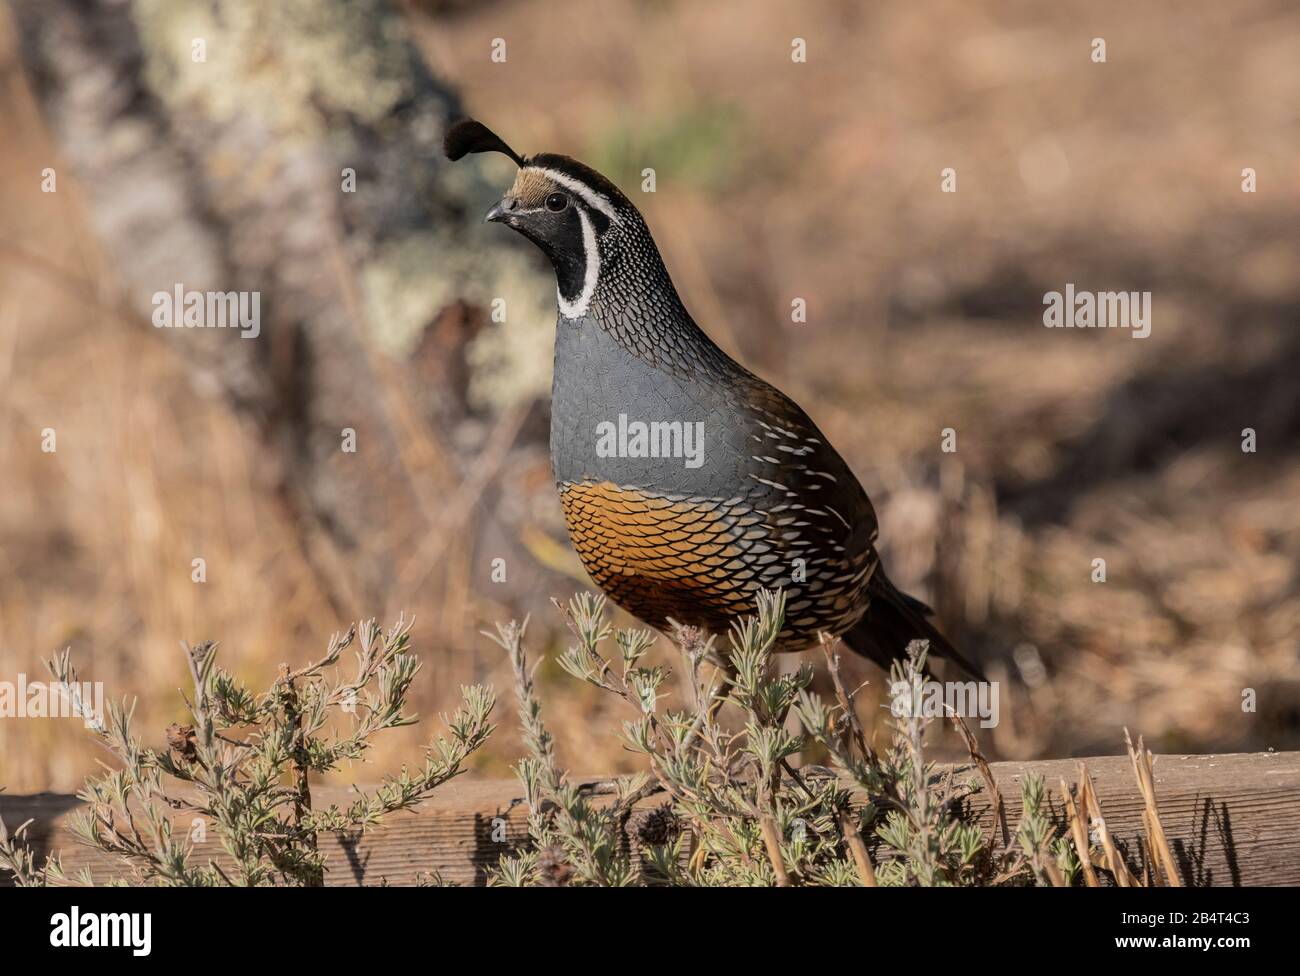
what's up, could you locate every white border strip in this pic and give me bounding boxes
[557,207,600,320]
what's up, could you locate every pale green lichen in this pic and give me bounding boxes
[134,0,416,136]
[132,0,557,412]
[359,228,555,412]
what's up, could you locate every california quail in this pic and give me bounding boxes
[445,119,982,679]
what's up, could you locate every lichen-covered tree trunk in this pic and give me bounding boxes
[10,0,551,614]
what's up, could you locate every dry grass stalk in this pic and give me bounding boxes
[758,813,791,887]
[818,633,875,763]
[818,633,880,886]
[1060,777,1100,887]
[950,711,1009,850]
[1124,729,1182,887]
[1040,850,1067,887]
[836,808,878,888]
[1079,763,1137,886]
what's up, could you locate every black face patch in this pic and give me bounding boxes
[547,208,590,304]
[587,206,611,236]
[510,206,589,304]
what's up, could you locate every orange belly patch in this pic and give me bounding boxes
[558,480,760,628]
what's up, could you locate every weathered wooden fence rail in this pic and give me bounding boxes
[3,752,1297,886]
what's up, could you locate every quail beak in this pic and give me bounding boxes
[485,197,514,224]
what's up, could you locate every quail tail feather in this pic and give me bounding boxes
[844,570,986,682]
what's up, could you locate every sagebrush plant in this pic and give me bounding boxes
[489,588,1073,887]
[0,617,494,886]
[2,593,1178,888]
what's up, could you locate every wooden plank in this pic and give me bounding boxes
[963,752,1300,887]
[3,751,1297,886]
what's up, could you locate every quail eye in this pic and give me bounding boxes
[544,191,569,213]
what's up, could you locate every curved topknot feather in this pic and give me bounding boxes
[443,118,525,167]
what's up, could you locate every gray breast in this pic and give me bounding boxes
[550,313,754,497]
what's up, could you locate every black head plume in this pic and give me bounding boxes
[443,118,526,167]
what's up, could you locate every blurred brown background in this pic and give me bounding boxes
[2,0,1298,794]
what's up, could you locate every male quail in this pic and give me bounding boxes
[445,119,982,679]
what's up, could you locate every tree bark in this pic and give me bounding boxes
[9,0,550,615]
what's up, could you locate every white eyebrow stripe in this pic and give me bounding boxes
[557,206,599,320]
[527,166,622,224]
